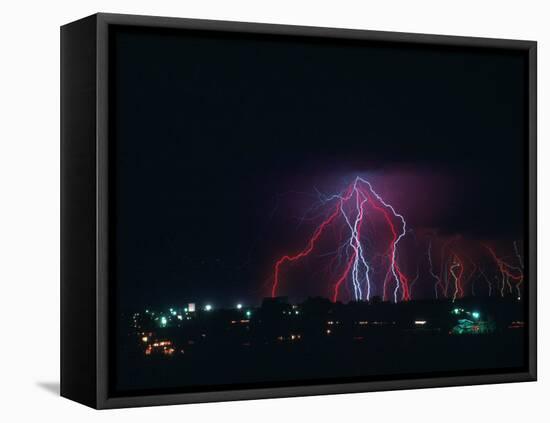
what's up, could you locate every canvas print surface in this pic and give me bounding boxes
[110,26,528,395]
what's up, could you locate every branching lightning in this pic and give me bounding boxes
[271,177,409,302]
[269,177,525,303]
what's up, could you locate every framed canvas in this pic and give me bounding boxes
[60,13,537,409]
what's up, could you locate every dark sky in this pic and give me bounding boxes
[111,26,527,311]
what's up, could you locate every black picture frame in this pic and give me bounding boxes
[61,12,537,409]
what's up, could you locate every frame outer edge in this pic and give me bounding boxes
[90,12,537,409]
[61,14,99,409]
[528,42,537,380]
[95,12,535,48]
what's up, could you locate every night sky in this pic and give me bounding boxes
[111,26,527,312]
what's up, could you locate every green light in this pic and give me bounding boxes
[245,310,252,317]
[184,307,188,313]
[160,316,167,326]
[452,308,460,315]
[472,311,480,319]
[204,304,212,311]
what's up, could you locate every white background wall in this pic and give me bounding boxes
[0,1,546,421]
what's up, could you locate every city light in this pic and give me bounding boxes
[134,296,507,359]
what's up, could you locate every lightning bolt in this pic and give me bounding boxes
[271,176,409,303]
[449,254,464,303]
[271,192,348,298]
[427,240,442,299]
[485,244,524,299]
[269,177,520,303]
